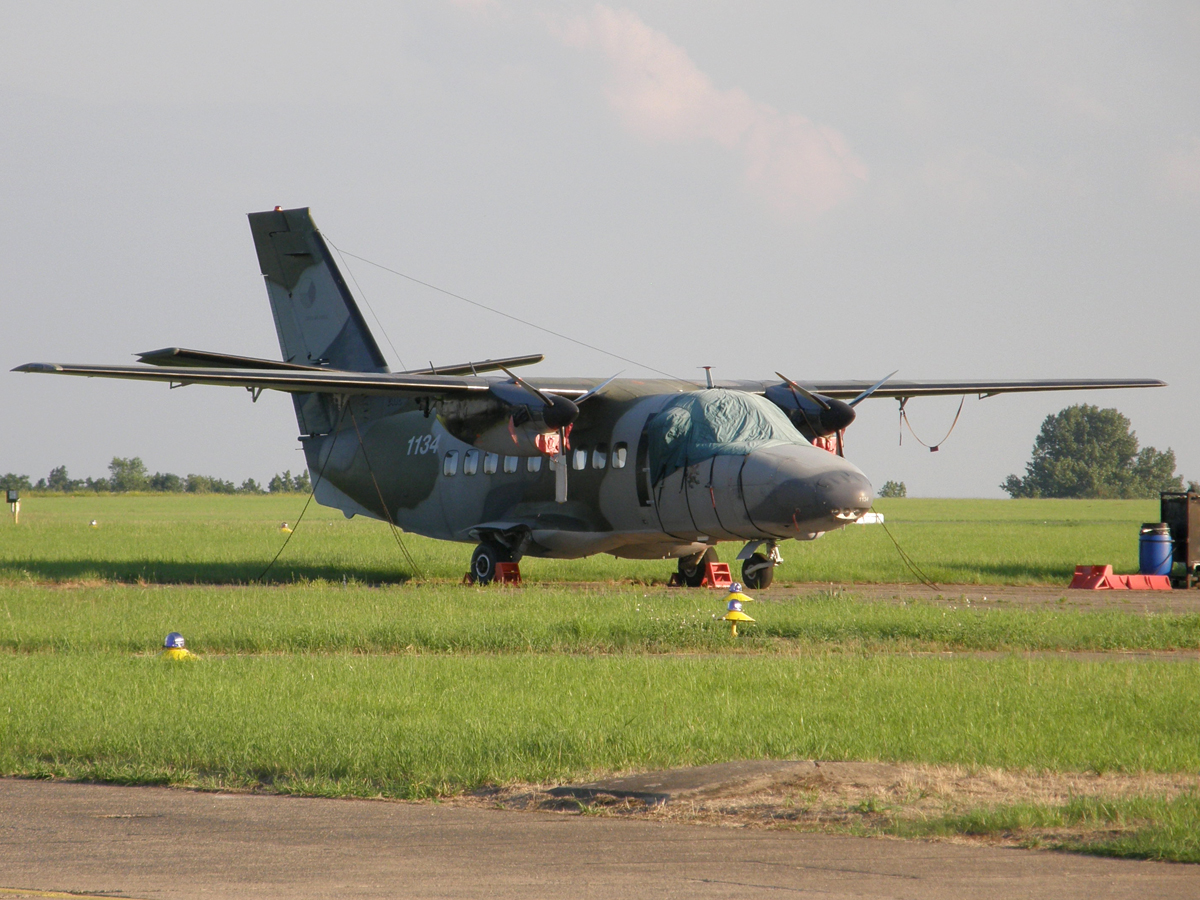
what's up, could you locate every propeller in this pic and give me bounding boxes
[499,368,619,503]
[774,371,897,457]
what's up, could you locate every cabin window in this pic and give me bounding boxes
[484,452,498,475]
[503,455,518,474]
[612,443,628,469]
[463,449,479,476]
[527,456,543,473]
[443,451,459,476]
[572,447,587,470]
[592,443,608,469]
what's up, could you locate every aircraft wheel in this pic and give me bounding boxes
[678,547,718,588]
[741,553,775,590]
[471,542,512,585]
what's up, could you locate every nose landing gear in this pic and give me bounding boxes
[738,542,781,590]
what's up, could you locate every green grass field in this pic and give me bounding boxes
[0,493,1162,584]
[1,494,1197,863]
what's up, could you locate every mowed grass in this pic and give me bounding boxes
[4,655,1199,797]
[3,494,1199,862]
[0,494,1163,585]
[2,582,1199,654]
[893,793,1200,864]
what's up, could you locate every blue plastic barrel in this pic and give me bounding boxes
[1139,523,1173,576]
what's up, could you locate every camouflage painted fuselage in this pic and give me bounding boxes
[303,377,874,560]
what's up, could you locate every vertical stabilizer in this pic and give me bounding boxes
[248,207,388,374]
[248,207,389,436]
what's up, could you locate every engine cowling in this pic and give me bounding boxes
[763,383,855,440]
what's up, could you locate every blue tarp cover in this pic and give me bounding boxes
[648,389,804,483]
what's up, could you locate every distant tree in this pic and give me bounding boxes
[0,473,31,492]
[268,471,294,493]
[84,476,110,492]
[149,472,184,492]
[239,478,264,494]
[1189,481,1200,494]
[1002,405,1184,499]
[41,465,86,492]
[186,474,213,493]
[878,480,907,498]
[267,470,311,493]
[108,457,149,492]
[210,478,236,494]
[47,465,72,491]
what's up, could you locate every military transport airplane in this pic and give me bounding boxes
[15,207,1165,587]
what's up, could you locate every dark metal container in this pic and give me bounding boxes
[1160,492,1200,587]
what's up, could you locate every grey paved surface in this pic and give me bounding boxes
[2,779,1198,899]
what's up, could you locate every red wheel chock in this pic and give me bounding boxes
[700,562,733,589]
[494,562,522,585]
[668,562,733,588]
[462,562,522,585]
[1068,565,1171,590]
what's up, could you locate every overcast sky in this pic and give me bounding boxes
[3,1,1198,496]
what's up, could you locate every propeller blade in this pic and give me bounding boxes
[499,366,578,429]
[576,372,622,405]
[775,372,830,410]
[500,366,555,406]
[836,429,845,458]
[848,370,899,408]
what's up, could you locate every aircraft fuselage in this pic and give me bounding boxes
[303,378,874,561]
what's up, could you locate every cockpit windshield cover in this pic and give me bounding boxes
[648,389,805,484]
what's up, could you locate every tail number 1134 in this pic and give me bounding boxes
[407,434,440,455]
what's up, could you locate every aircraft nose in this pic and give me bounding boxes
[741,445,874,535]
[813,468,875,522]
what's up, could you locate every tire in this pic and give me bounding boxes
[678,547,719,588]
[741,553,775,590]
[471,542,512,585]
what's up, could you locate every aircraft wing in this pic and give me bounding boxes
[788,377,1166,400]
[13,362,495,397]
[12,361,593,399]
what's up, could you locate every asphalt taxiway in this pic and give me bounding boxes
[2,779,1197,899]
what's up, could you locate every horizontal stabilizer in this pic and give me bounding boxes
[399,354,544,377]
[137,347,323,371]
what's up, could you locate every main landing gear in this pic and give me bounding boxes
[470,541,514,585]
[677,547,719,588]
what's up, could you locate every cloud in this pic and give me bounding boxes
[555,5,867,215]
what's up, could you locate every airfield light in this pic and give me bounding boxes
[161,632,197,661]
[7,490,18,525]
[721,582,755,636]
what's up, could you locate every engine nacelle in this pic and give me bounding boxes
[763,382,856,440]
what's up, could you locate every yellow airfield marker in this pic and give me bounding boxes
[720,581,756,636]
[722,608,755,636]
[160,632,198,661]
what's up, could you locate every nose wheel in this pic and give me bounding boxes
[741,552,775,589]
[471,541,514,585]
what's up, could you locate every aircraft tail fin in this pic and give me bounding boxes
[247,207,389,374]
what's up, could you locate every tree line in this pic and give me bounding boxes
[0,458,311,494]
[1002,405,1188,499]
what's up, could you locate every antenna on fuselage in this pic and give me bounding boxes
[701,366,714,389]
